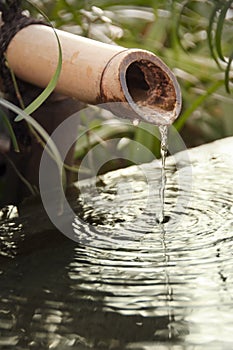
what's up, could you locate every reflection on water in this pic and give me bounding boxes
[0,138,233,349]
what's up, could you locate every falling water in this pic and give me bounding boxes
[158,125,169,224]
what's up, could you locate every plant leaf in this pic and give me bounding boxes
[225,51,233,93]
[175,0,189,52]
[174,80,224,131]
[15,1,62,121]
[207,1,223,70]
[215,0,232,63]
[0,97,64,176]
[0,108,20,152]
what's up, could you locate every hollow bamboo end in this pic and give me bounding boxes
[101,50,182,125]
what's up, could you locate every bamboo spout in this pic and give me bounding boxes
[5,24,181,125]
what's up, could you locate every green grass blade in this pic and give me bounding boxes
[6,58,25,109]
[174,80,224,131]
[75,122,134,159]
[225,51,233,93]
[175,0,189,52]
[15,1,62,121]
[5,154,37,196]
[0,97,64,178]
[207,2,222,69]
[0,109,20,152]
[215,0,232,63]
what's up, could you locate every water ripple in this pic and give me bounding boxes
[0,138,233,349]
[67,149,233,324]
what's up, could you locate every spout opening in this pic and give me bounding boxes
[100,49,181,125]
[125,60,177,121]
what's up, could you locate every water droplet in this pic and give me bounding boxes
[133,119,139,126]
[156,215,170,224]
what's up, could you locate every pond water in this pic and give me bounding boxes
[0,137,233,350]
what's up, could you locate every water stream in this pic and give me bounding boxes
[158,125,168,224]
[0,137,233,349]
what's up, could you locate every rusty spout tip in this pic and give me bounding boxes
[125,60,180,125]
[100,49,181,125]
[121,51,182,125]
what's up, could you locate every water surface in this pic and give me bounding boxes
[0,137,233,350]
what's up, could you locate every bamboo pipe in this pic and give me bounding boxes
[4,23,181,125]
